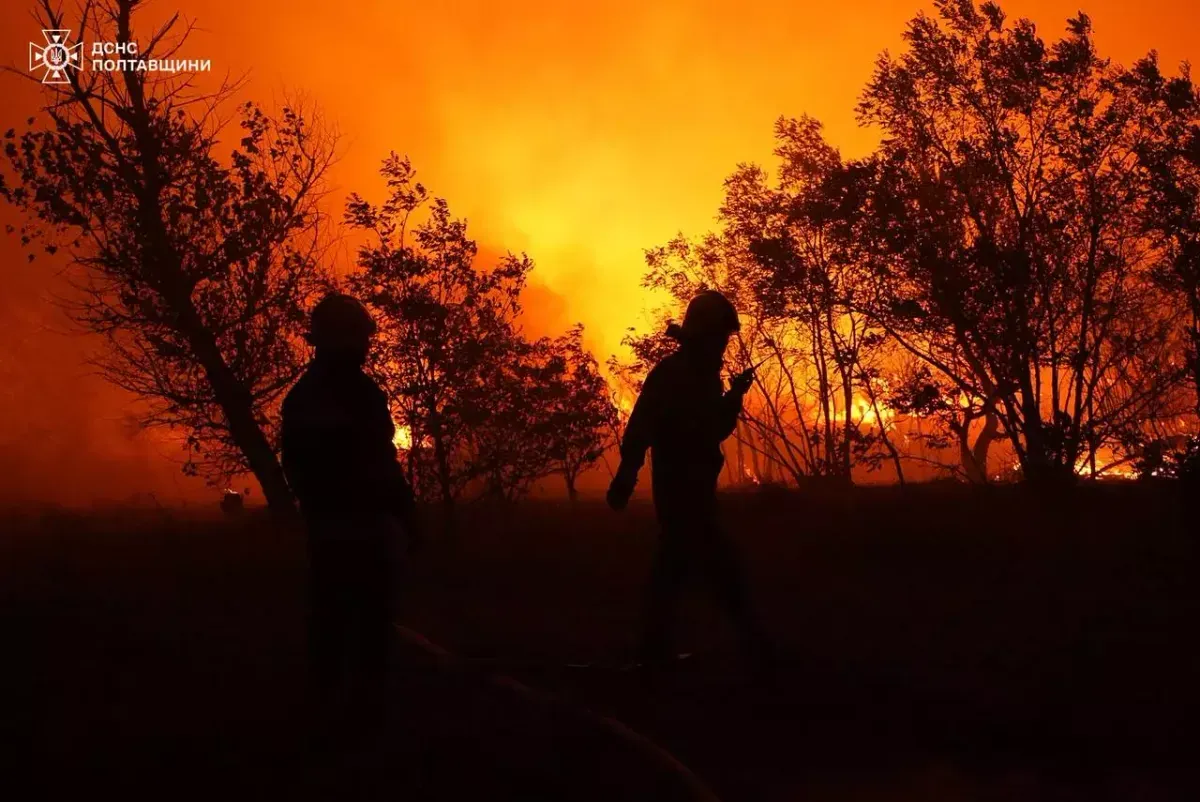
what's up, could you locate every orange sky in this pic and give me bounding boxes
[2,0,1199,502]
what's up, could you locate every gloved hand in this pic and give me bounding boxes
[607,466,637,511]
[729,367,756,397]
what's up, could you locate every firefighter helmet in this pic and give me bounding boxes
[306,293,376,348]
[680,290,740,338]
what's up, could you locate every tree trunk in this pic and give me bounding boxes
[114,36,295,515]
[1190,303,1200,420]
[871,397,905,487]
[971,409,999,482]
[748,424,763,484]
[735,424,746,485]
[960,408,999,484]
[178,303,294,514]
[1018,372,1052,483]
[842,379,855,480]
[434,434,455,515]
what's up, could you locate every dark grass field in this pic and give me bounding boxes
[3,483,1197,801]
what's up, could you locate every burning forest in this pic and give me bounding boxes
[3,3,1199,802]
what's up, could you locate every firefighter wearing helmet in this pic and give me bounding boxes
[607,289,773,674]
[281,293,420,737]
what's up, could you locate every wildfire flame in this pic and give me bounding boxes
[393,423,413,452]
[834,396,896,427]
[1074,455,1137,480]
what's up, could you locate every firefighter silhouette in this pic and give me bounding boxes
[608,290,772,671]
[281,293,420,732]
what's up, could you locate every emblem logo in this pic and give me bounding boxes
[30,29,83,85]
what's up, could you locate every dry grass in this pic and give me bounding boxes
[3,483,1196,801]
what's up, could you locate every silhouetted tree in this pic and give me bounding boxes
[885,358,1001,482]
[459,335,553,502]
[739,117,906,484]
[855,0,1185,482]
[535,326,619,501]
[432,328,616,504]
[623,117,902,487]
[1129,54,1200,470]
[345,155,533,511]
[0,1,333,512]
[349,158,617,505]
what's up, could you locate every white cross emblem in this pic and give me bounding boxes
[30,29,83,85]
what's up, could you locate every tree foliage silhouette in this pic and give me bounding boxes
[614,1,1197,486]
[346,155,528,509]
[0,1,334,510]
[533,326,619,501]
[1131,53,1200,471]
[346,156,614,505]
[622,117,904,486]
[856,1,1187,481]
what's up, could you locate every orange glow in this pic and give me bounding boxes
[2,1,1200,501]
[34,0,1188,356]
